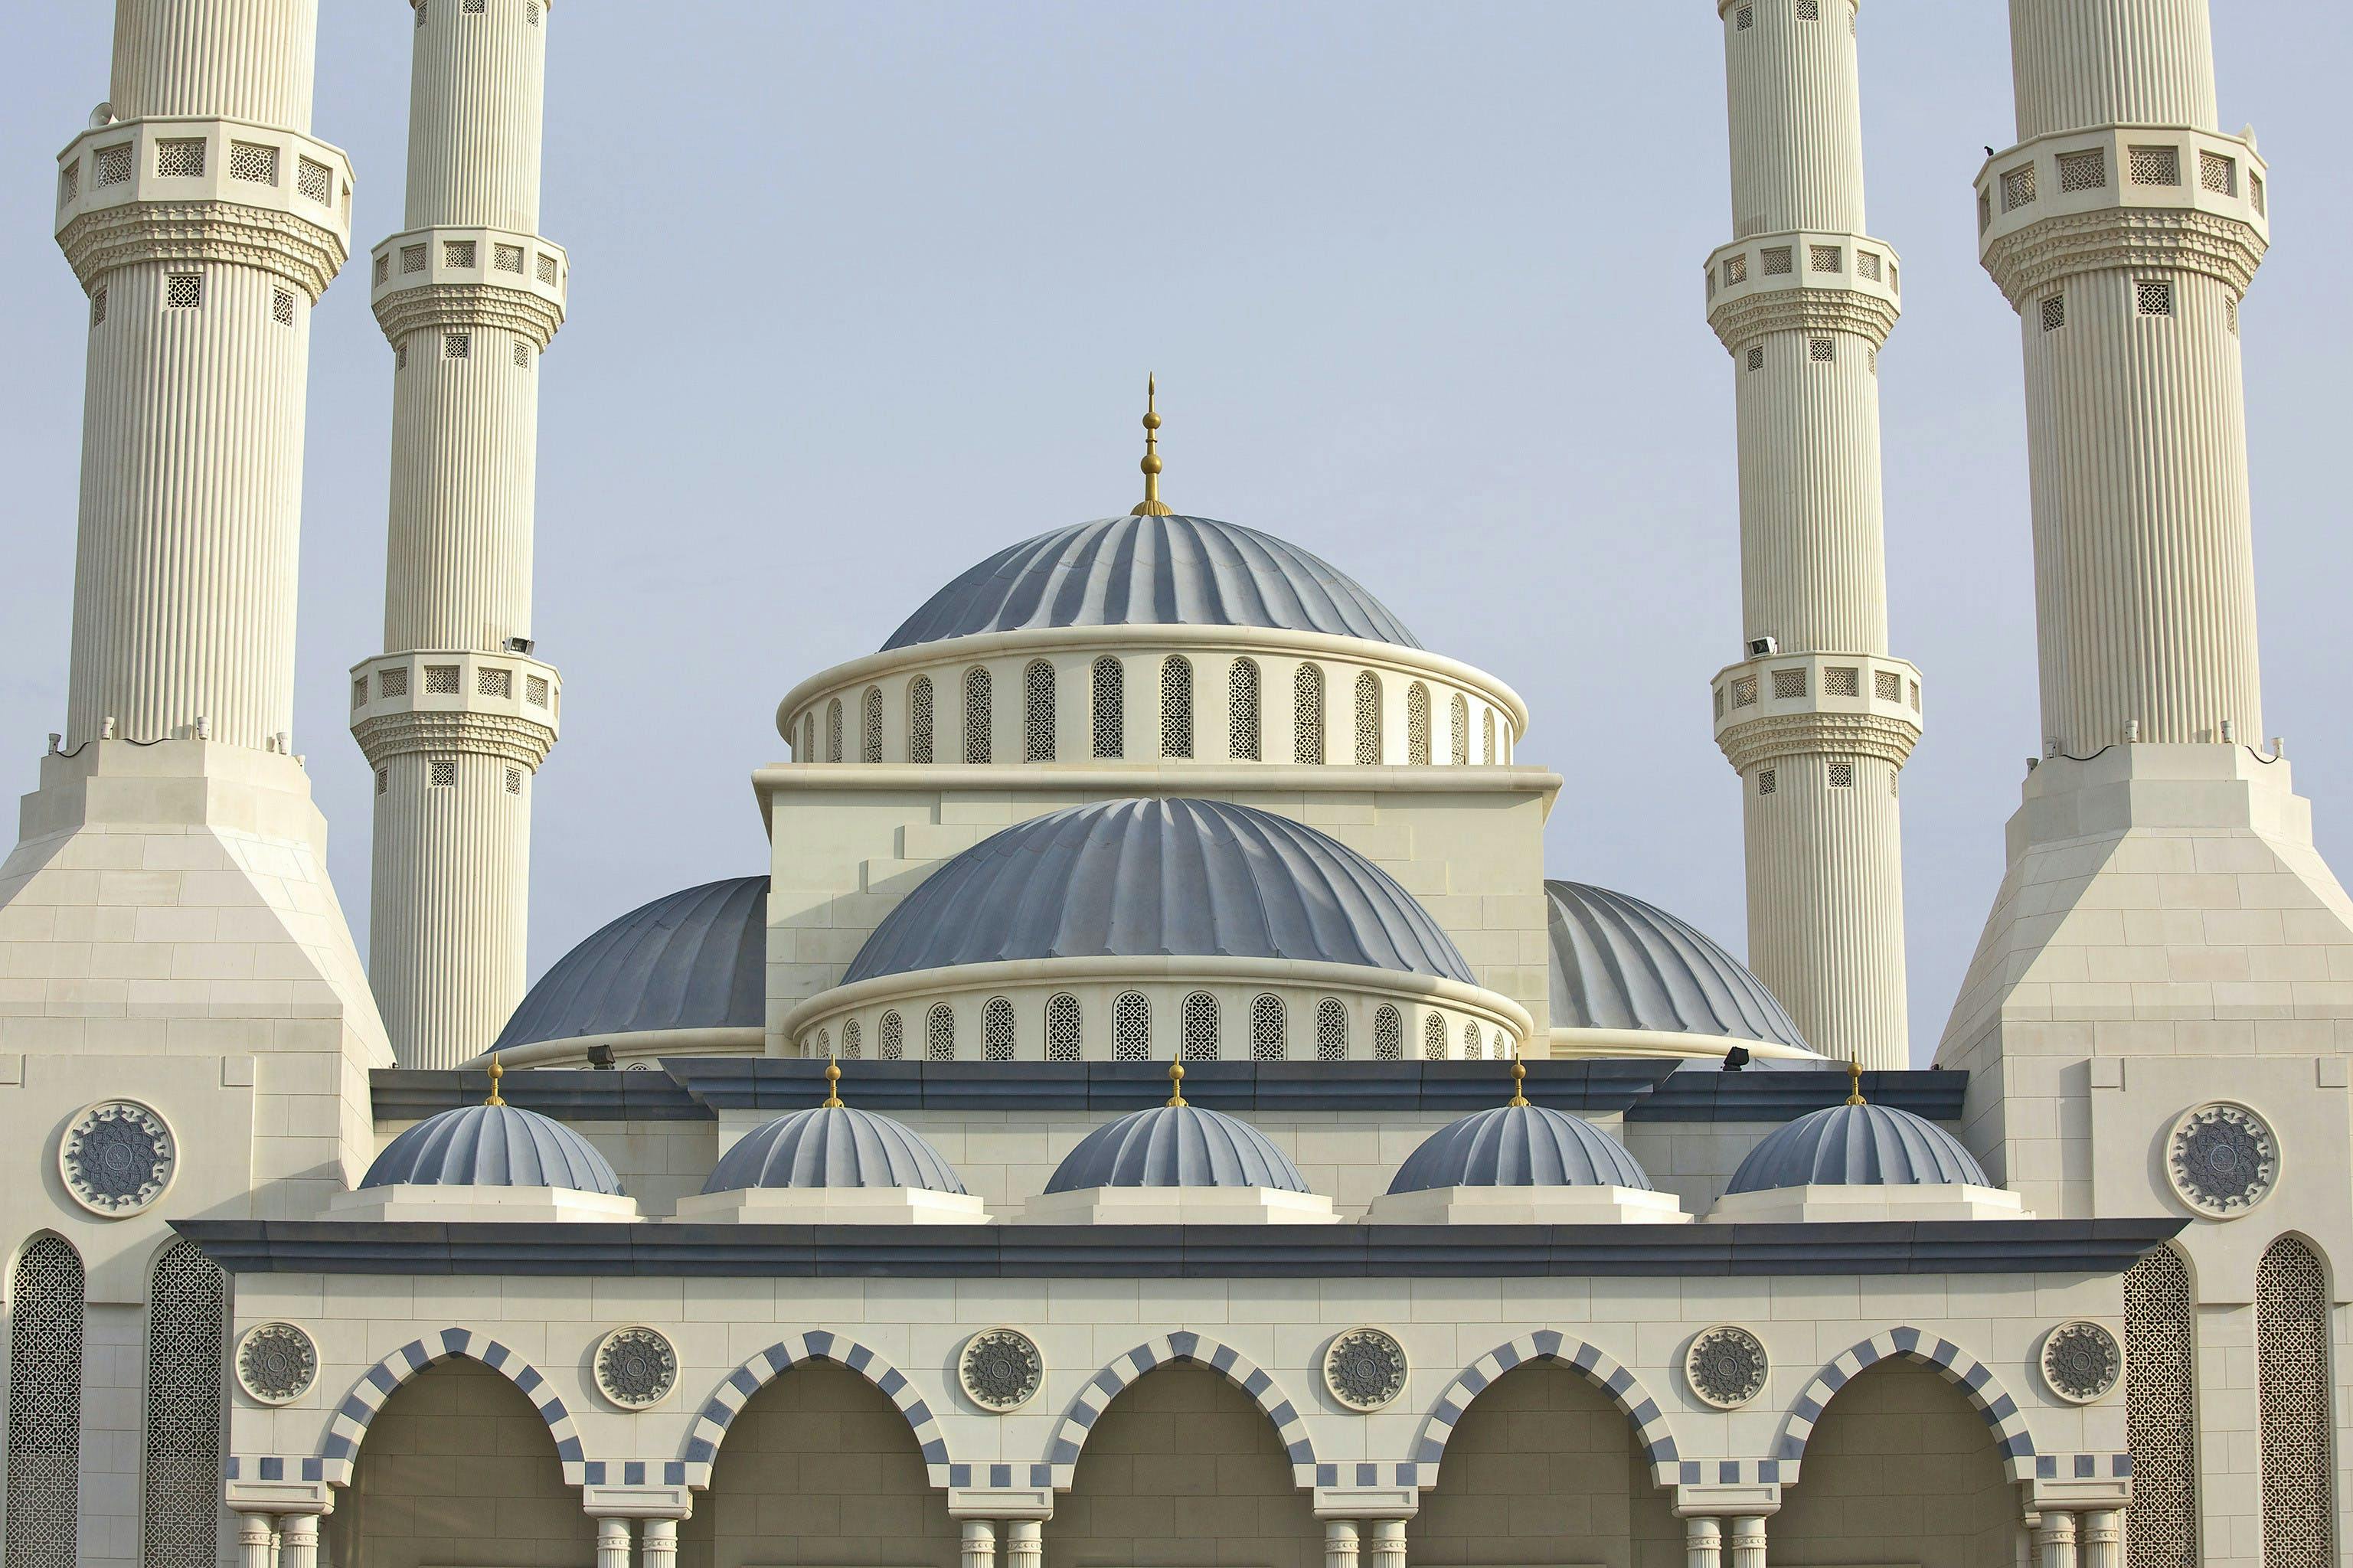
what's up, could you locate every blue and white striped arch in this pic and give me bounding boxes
[317,1329,587,1487]
[680,1331,948,1489]
[1776,1328,2038,1484]
[1410,1331,1685,1489]
[1045,1332,1319,1489]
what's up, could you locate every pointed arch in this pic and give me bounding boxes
[5,1232,85,1565]
[318,1329,584,1486]
[1410,1331,1683,1490]
[682,1331,948,1488]
[1046,1332,1319,1488]
[1776,1327,2038,1484]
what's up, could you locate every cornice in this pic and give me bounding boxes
[1982,205,2266,309]
[374,280,566,348]
[58,200,347,299]
[1708,286,1899,353]
[1716,709,1921,773]
[351,708,556,769]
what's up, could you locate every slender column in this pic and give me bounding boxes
[2036,1508,2080,1568]
[593,1515,631,1568]
[356,0,567,1067]
[1325,1519,1362,1568]
[1728,1514,1766,1568]
[961,1518,999,1568]
[1365,1517,1407,1568]
[1003,1517,1043,1568]
[279,1512,321,1568]
[2077,1508,2121,1568]
[1705,0,1918,1067]
[1683,1514,1722,1568]
[235,1510,276,1568]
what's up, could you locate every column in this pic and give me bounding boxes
[2036,1508,2079,1568]
[2077,1508,2121,1568]
[279,1512,321,1568]
[642,1517,680,1567]
[1365,1517,1407,1568]
[1003,1517,1043,1568]
[961,1518,999,1568]
[1324,1519,1361,1568]
[593,1514,631,1568]
[1683,1514,1721,1568]
[234,1510,275,1568]
[1727,1514,1766,1568]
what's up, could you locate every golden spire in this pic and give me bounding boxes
[1508,1051,1528,1108]
[822,1055,843,1109]
[1845,1058,1866,1106]
[485,1054,505,1107]
[1168,1059,1187,1107]
[1131,374,1172,517]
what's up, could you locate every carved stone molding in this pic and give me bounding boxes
[374,279,567,350]
[59,201,348,299]
[1983,207,2265,309]
[1708,286,1900,354]
[353,707,557,769]
[1717,709,1921,773]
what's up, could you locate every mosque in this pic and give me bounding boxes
[0,2,2342,1567]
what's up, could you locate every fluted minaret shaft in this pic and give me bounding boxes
[1704,0,1918,1070]
[354,0,567,1070]
[57,0,350,753]
[1979,0,2263,756]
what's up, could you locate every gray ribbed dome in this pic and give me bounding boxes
[881,514,1421,652]
[494,877,766,1051]
[361,1104,624,1195]
[1546,880,1809,1050]
[845,799,1475,985]
[704,1105,966,1194]
[1387,1103,1656,1194]
[1726,1103,1990,1194]
[1044,1103,1310,1194]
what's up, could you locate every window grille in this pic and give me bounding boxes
[2200,150,2236,196]
[443,240,476,269]
[90,288,105,327]
[1407,682,1431,764]
[1113,991,1151,1060]
[880,1011,904,1060]
[815,1028,829,1059]
[800,713,814,760]
[863,686,883,763]
[376,769,388,795]
[1482,708,1498,766]
[6,1236,84,1568]
[1825,666,1859,697]
[426,665,459,694]
[1250,994,1286,1061]
[1046,994,1082,1060]
[2137,279,2174,317]
[1422,1012,1446,1060]
[381,667,409,698]
[401,243,428,274]
[528,0,541,21]
[505,767,521,795]
[1315,1000,1347,1060]
[1090,656,1123,757]
[430,760,456,788]
[2257,1236,2333,1566]
[479,666,510,697]
[157,139,204,178]
[1868,345,1877,375]
[1462,1021,1481,1057]
[1856,250,1881,280]
[2124,1246,2198,1568]
[512,340,531,369]
[165,273,203,309]
[445,332,472,358]
[1714,688,1724,720]
[139,1239,223,1568]
[396,341,407,369]
[2250,172,2265,215]
[910,676,934,763]
[1888,262,1897,294]
[1758,769,1776,795]
[94,144,133,187]
[495,243,525,273]
[1978,190,1992,234]
[1828,761,1855,789]
[1293,664,1325,763]
[1874,670,1902,702]
[1746,345,1763,372]
[1228,659,1260,760]
[1181,991,1220,1060]
[417,0,427,21]
[526,674,548,706]
[1730,675,1757,707]
[1160,656,1193,758]
[1374,1005,1404,1061]
[826,697,843,762]
[842,1019,861,1059]
[2129,145,2180,186]
[1024,661,1056,761]
[374,254,390,286]
[926,1004,956,1061]
[2042,294,2066,332]
[2001,163,2036,211]
[1907,680,1920,710]
[1809,243,1841,273]
[983,996,1015,1060]
[1723,254,1747,286]
[1771,668,1807,699]
[1734,5,1751,28]
[2226,296,2238,335]
[1808,336,1835,362]
[353,678,369,709]
[537,253,560,286]
[1449,692,1469,765]
[963,667,992,763]
[2058,148,2106,191]
[1796,0,1819,17]
[464,0,485,11]
[1760,246,1793,276]
[229,142,276,185]
[56,162,77,209]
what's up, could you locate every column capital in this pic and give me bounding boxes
[1672,1479,1782,1518]
[1311,1485,1419,1520]
[225,1475,332,1515]
[946,1486,1055,1521]
[580,1481,693,1519]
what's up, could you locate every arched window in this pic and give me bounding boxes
[1113,991,1151,1060]
[1229,659,1261,760]
[1422,1011,1446,1059]
[1315,999,1348,1060]
[909,678,934,764]
[1355,671,1381,764]
[1482,707,1497,765]
[1250,993,1286,1060]
[1181,991,1219,1060]
[1407,682,1432,765]
[1462,1020,1481,1057]
[842,1018,863,1059]
[962,668,992,763]
[1374,1004,1403,1060]
[1160,655,1194,759]
[826,697,844,762]
[926,1003,957,1060]
[984,996,1015,1060]
[6,1234,85,1566]
[1492,1029,1508,1059]
[862,685,884,763]
[1293,664,1325,764]
[1091,656,1124,758]
[143,1240,224,1568]
[880,1010,904,1060]
[1023,662,1056,762]
[1046,994,1083,1060]
[1449,693,1469,765]
[2125,1246,2197,1568]
[2257,1236,2333,1566]
[815,1027,830,1057]
[800,711,815,760]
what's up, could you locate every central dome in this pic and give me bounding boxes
[880,514,1422,652]
[843,798,1476,985]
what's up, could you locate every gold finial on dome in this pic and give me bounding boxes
[823,1056,843,1109]
[1846,1058,1866,1106]
[485,1054,505,1107]
[1508,1051,1528,1109]
[1168,1058,1186,1107]
[1132,373,1173,517]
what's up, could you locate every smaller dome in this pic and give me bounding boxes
[1726,1103,1989,1195]
[494,876,766,1053]
[1546,881,1809,1052]
[361,1104,624,1195]
[1045,1104,1309,1194]
[1387,1103,1656,1194]
[704,1106,966,1195]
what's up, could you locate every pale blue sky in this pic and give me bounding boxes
[1,3,2345,1063]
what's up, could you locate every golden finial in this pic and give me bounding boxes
[1845,1058,1865,1106]
[822,1056,843,1109]
[1168,1059,1187,1107]
[1131,374,1173,517]
[1508,1051,1528,1108]
[485,1054,505,1107]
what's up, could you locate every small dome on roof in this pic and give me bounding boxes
[1545,880,1809,1052]
[846,798,1473,986]
[881,514,1421,652]
[494,877,766,1052]
[1044,1102,1309,1194]
[704,1104,966,1195]
[1726,1102,1989,1195]
[1387,1102,1656,1194]
[361,1103,623,1195]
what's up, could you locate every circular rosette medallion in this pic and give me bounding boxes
[58,1099,176,1217]
[236,1322,319,1406]
[2165,1102,2278,1218]
[594,1326,678,1410]
[1685,1325,1770,1411]
[2039,1320,2122,1405]
[959,1328,1043,1413]
[1322,1327,1408,1413]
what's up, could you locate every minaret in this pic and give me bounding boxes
[1702,0,1920,1068]
[352,0,567,1070]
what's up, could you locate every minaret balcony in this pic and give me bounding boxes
[349,649,560,769]
[1702,229,1900,351]
[1709,652,1921,773]
[369,224,567,345]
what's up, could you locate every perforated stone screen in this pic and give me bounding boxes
[142,1242,224,1568]
[5,1235,83,1568]
[2125,1246,2198,1568]
[2257,1237,2333,1566]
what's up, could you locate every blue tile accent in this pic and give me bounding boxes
[1414,1438,1443,1464]
[626,1462,646,1485]
[1891,1326,1922,1354]
[483,1340,513,1370]
[1985,1394,2018,1423]
[1459,1368,1489,1396]
[1168,1331,1201,1358]
[1776,1435,1804,1459]
[1266,1400,1296,1427]
[1356,1463,1377,1487]
[905,1400,933,1427]
[1132,1346,1159,1372]
[1049,1439,1080,1465]
[1645,1439,1673,1462]
[322,1435,354,1462]
[1759,1460,1779,1483]
[513,1365,544,1395]
[584,1462,606,1485]
[990,1464,1011,1488]
[2075,1454,2095,1478]
[845,1342,873,1373]
[260,1456,283,1481]
[2115,1454,2132,1476]
[366,1364,397,1393]
[1628,1398,1659,1426]
[1792,1395,1822,1422]
[1433,1399,1463,1425]
[2002,1434,2033,1459]
[1030,1464,1053,1488]
[921,1439,948,1463]
[806,1329,836,1356]
[729,1367,759,1396]
[397,1339,429,1370]
[1822,1364,1850,1392]
[1962,1362,1992,1391]
[555,1437,583,1462]
[1211,1344,1240,1373]
[224,1458,240,1480]
[2036,1456,2057,1478]
[301,1457,323,1482]
[877,1367,907,1396]
[1286,1439,1312,1463]
[1531,1329,1564,1357]
[1090,1368,1123,1397]
[338,1393,372,1423]
[685,1438,715,1464]
[665,1462,686,1485]
[1572,1343,1601,1373]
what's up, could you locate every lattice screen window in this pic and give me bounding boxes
[2057,148,2106,191]
[156,139,205,178]
[2250,172,2265,215]
[2129,145,2180,185]
[1734,5,1751,28]
[5,1235,83,1568]
[1160,656,1194,759]
[377,667,408,698]
[1293,664,1325,763]
[2137,280,2174,317]
[1228,659,1261,760]
[525,674,548,706]
[2001,163,2036,211]
[910,676,935,763]
[863,686,883,763]
[962,667,992,763]
[512,340,531,369]
[165,273,203,309]
[228,142,276,185]
[2124,1246,2198,1568]
[1024,661,1056,762]
[2257,1236,2334,1566]
[1761,246,1793,275]
[815,1028,830,1060]
[443,240,476,270]
[842,1019,862,1059]
[1825,666,1860,697]
[537,253,560,286]
[801,714,814,758]
[1482,708,1496,764]
[90,288,106,327]
[983,997,1015,1061]
[426,665,459,694]
[374,254,391,287]
[2042,294,2066,332]
[1908,679,1920,710]
[375,769,388,795]
[926,1004,956,1061]
[430,760,456,788]
[57,162,78,208]
[1046,995,1082,1061]
[1723,254,1747,287]
[1462,1021,1482,1057]
[1771,668,1807,699]
[1449,693,1469,765]
[1809,243,1842,273]
[2200,151,2237,196]
[1374,1005,1404,1061]
[826,697,843,762]
[1181,992,1220,1060]
[1421,1012,1446,1060]
[1250,994,1286,1061]
[1352,671,1383,763]
[1796,0,1819,18]
[2226,296,2238,335]
[1808,336,1835,362]
[464,0,485,11]
[445,331,472,359]
[1091,656,1123,757]
[479,666,511,697]
[299,157,333,205]
[880,1011,904,1060]
[528,0,541,21]
[1407,683,1431,765]
[96,143,135,188]
[142,1242,224,1568]
[1828,761,1855,789]
[1856,250,1881,281]
[495,243,525,273]
[1758,769,1776,795]
[1978,190,1992,234]
[402,243,429,276]
[1714,688,1724,720]
[352,678,370,710]
[1730,676,1757,707]
[505,768,521,795]
[1747,346,1763,372]
[1315,1000,1347,1060]
[1113,992,1151,1061]
[1874,670,1902,702]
